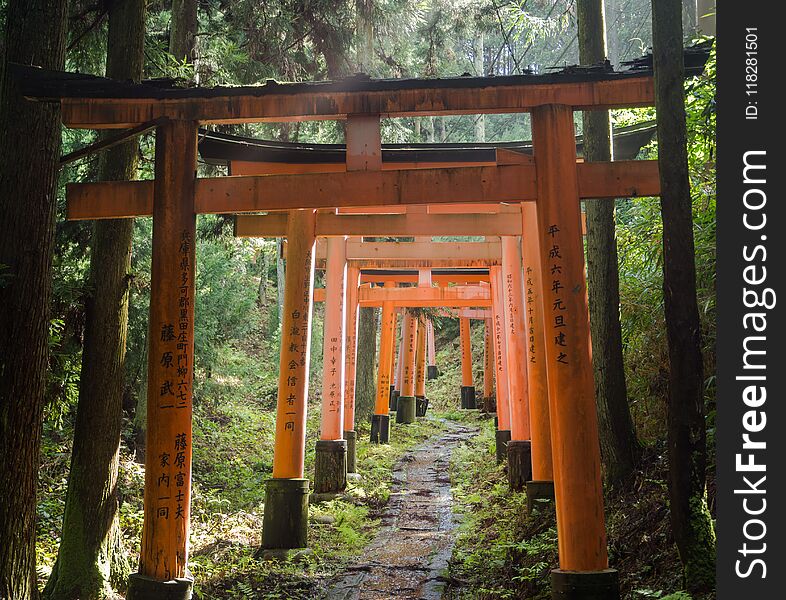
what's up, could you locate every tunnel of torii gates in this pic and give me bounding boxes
[17,56,695,600]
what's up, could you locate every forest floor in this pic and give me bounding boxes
[322,419,477,600]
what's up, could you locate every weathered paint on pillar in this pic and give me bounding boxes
[483,317,494,402]
[427,319,437,369]
[343,267,360,433]
[271,209,317,479]
[415,316,427,399]
[395,314,406,391]
[320,236,347,441]
[532,104,608,571]
[390,304,398,388]
[490,266,512,432]
[138,119,198,582]
[375,299,396,416]
[459,317,473,387]
[400,313,418,398]
[521,204,554,482]
[501,236,531,442]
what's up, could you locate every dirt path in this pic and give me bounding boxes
[323,420,477,600]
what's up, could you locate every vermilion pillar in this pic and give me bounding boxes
[389,305,399,410]
[415,315,428,417]
[491,266,512,463]
[314,236,347,495]
[262,208,316,550]
[483,317,495,411]
[532,104,613,592]
[372,297,396,443]
[129,120,197,599]
[426,319,438,379]
[501,236,533,490]
[397,312,418,423]
[521,204,555,511]
[459,317,476,408]
[343,267,360,473]
[391,314,404,411]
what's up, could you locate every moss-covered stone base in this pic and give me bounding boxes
[313,439,347,494]
[370,414,390,443]
[344,429,357,473]
[427,365,439,379]
[460,385,476,409]
[261,478,309,550]
[389,388,400,411]
[495,429,511,463]
[126,572,193,600]
[415,395,429,417]
[526,480,555,514]
[550,568,620,600]
[507,440,532,491]
[397,396,416,423]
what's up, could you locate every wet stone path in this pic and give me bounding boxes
[323,420,477,600]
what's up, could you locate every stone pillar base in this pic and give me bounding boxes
[261,478,309,550]
[551,569,620,600]
[313,439,347,494]
[427,365,439,379]
[460,385,476,409]
[507,440,533,490]
[344,430,357,473]
[127,573,193,600]
[415,396,429,417]
[370,414,390,443]
[495,429,511,463]
[482,395,497,413]
[389,389,400,411]
[526,480,555,514]
[397,396,416,423]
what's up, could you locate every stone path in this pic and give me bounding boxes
[322,421,476,600]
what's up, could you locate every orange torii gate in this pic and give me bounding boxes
[19,63,672,600]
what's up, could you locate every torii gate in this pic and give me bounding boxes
[19,64,667,600]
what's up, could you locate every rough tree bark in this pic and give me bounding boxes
[577,0,640,487]
[0,1,68,598]
[354,306,379,424]
[169,0,199,64]
[652,0,716,591]
[43,2,146,598]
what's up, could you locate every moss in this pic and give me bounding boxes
[681,493,716,594]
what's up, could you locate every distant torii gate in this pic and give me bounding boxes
[22,63,668,599]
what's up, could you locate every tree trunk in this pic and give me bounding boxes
[169,0,198,63]
[606,0,620,67]
[473,33,485,142]
[0,1,68,598]
[43,2,146,598]
[577,0,640,488]
[354,306,379,425]
[355,0,374,73]
[652,0,716,592]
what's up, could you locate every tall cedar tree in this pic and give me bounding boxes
[576,0,640,486]
[170,0,199,64]
[42,2,147,598]
[0,0,68,597]
[652,0,716,591]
